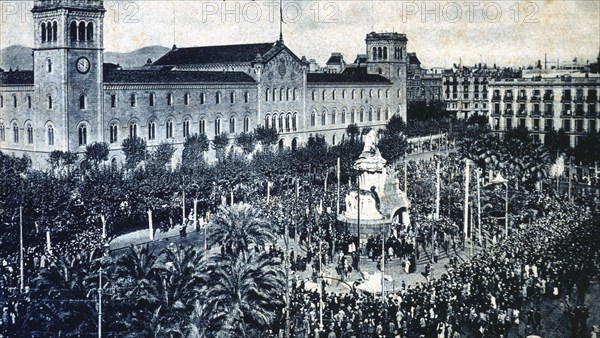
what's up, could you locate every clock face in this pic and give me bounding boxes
[76,57,90,74]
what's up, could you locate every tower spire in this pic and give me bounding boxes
[278,0,284,43]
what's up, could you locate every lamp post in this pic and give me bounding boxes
[490,174,509,241]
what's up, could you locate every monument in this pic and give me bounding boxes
[338,130,411,240]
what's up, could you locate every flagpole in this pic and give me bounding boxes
[463,159,470,248]
[19,206,24,291]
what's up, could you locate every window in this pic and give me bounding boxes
[78,124,87,146]
[244,91,249,103]
[351,90,355,100]
[350,109,355,124]
[130,94,137,107]
[278,114,283,131]
[199,119,206,134]
[78,21,85,41]
[46,23,51,43]
[331,110,336,124]
[332,90,336,101]
[377,108,381,121]
[311,111,316,127]
[12,95,17,108]
[166,120,173,139]
[265,88,270,102]
[386,90,389,99]
[0,95,3,107]
[312,91,316,101]
[167,93,173,106]
[48,96,53,109]
[378,89,381,99]
[292,113,297,131]
[200,93,206,105]
[148,121,156,140]
[563,120,571,132]
[341,109,346,124]
[86,22,93,41]
[42,22,46,42]
[285,114,290,132]
[383,47,387,60]
[51,21,57,41]
[26,123,33,144]
[183,119,190,138]
[109,123,118,143]
[369,90,373,99]
[215,118,221,135]
[293,88,297,101]
[286,88,290,101]
[360,109,364,123]
[230,92,235,104]
[265,115,270,129]
[79,95,86,109]
[243,117,249,133]
[368,108,373,121]
[111,94,117,108]
[129,123,138,138]
[361,90,364,99]
[216,92,221,104]
[13,123,19,143]
[321,111,326,126]
[273,88,277,101]
[385,108,390,120]
[0,123,4,142]
[272,114,277,131]
[47,125,54,145]
[70,21,77,41]
[322,90,326,101]
[229,117,236,133]
[184,93,190,106]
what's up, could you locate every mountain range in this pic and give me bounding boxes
[0,45,171,71]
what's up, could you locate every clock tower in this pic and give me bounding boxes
[32,0,105,153]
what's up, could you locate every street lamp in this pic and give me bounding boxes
[490,173,509,241]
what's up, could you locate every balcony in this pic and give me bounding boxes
[517,95,527,102]
[503,95,514,102]
[503,109,513,116]
[544,110,554,117]
[530,110,541,117]
[492,110,501,117]
[531,95,541,103]
[516,109,527,117]
[586,95,598,103]
[561,110,572,118]
[492,95,501,102]
[585,111,597,118]
[543,94,554,101]
[574,96,585,103]
[574,109,585,117]
[544,125,553,132]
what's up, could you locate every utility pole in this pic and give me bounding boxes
[98,266,102,338]
[284,219,290,338]
[435,159,440,221]
[381,235,385,300]
[476,170,482,245]
[19,206,24,291]
[463,159,470,247]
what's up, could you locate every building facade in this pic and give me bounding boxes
[0,0,408,167]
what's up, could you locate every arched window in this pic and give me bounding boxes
[12,95,17,108]
[332,90,336,100]
[378,89,381,99]
[265,88,270,102]
[377,47,382,60]
[41,23,47,42]
[26,123,33,144]
[229,117,236,133]
[214,118,221,135]
[46,23,51,43]
[377,108,381,121]
[342,90,346,99]
[372,47,377,60]
[385,107,390,120]
[199,119,206,134]
[46,59,52,73]
[293,88,297,101]
[129,122,138,138]
[215,92,221,104]
[265,115,270,129]
[47,125,54,145]
[332,110,337,124]
[48,95,53,109]
[351,109,355,124]
[311,111,316,127]
[383,47,387,60]
[148,121,156,140]
[285,114,290,132]
[130,94,137,107]
[279,88,284,101]
[78,22,86,41]
[52,21,57,41]
[12,123,19,143]
[166,119,173,139]
[351,90,355,100]
[109,123,118,144]
[332,135,336,145]
[0,123,5,142]
[167,93,173,106]
[27,96,32,109]
[322,90,326,101]
[78,124,87,146]
[292,113,298,131]
[243,116,249,133]
[360,90,364,99]
[278,114,283,131]
[272,114,277,131]
[272,88,277,101]
[368,108,373,121]
[200,93,206,105]
[183,119,190,137]
[386,90,390,99]
[244,91,249,103]
[79,94,86,109]
[0,95,3,107]
[398,89,401,98]
[70,21,77,41]
[86,22,93,41]
[291,138,298,151]
[149,93,155,106]
[369,89,373,98]
[184,93,190,105]
[321,110,326,126]
[286,88,290,101]
[341,109,346,124]
[230,91,235,104]
[312,90,316,101]
[360,109,364,123]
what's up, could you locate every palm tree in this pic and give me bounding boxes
[200,251,285,338]
[207,203,276,258]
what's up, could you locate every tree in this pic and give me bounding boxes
[182,133,210,165]
[47,150,78,171]
[149,142,175,169]
[504,125,530,143]
[573,130,600,165]
[544,127,571,156]
[122,136,147,169]
[346,123,359,141]
[236,132,256,154]
[385,114,406,135]
[254,126,278,146]
[207,203,276,258]
[212,132,230,159]
[84,141,110,167]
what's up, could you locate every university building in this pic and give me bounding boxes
[0,0,408,167]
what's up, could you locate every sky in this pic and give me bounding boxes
[1,0,599,68]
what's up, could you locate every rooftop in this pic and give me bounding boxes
[152,43,276,66]
[103,68,256,84]
[0,71,34,86]
[308,67,390,84]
